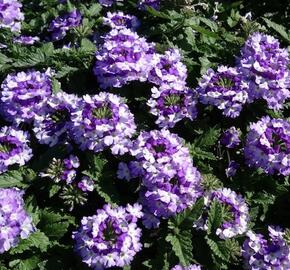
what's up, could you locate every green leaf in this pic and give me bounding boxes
[207,200,223,234]
[166,230,193,267]
[194,126,221,149]
[187,145,217,161]
[0,168,36,188]
[9,256,42,270]
[171,198,204,229]
[263,18,290,42]
[10,231,50,254]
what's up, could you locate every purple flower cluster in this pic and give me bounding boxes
[103,11,139,30]
[238,32,290,110]
[147,84,198,128]
[71,92,136,155]
[171,265,202,270]
[194,188,249,239]
[118,129,203,228]
[148,49,187,86]
[245,116,290,176]
[0,126,32,174]
[77,176,94,192]
[242,226,290,269]
[0,0,24,32]
[0,188,35,254]
[94,28,154,89]
[40,154,80,184]
[48,10,82,41]
[220,127,241,148]
[72,203,143,269]
[14,35,40,45]
[33,92,80,147]
[138,0,160,10]
[0,69,52,124]
[197,66,249,118]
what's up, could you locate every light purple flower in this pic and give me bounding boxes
[148,49,187,86]
[197,66,249,118]
[77,176,94,192]
[71,93,136,155]
[103,11,140,30]
[33,92,80,147]
[94,28,154,89]
[0,188,35,254]
[225,161,239,178]
[0,69,52,124]
[238,32,290,110]
[220,127,241,148]
[244,116,290,176]
[0,126,32,174]
[171,264,202,270]
[147,83,198,128]
[48,10,82,41]
[242,226,290,269]
[40,155,80,184]
[14,35,40,45]
[0,0,24,32]
[72,203,143,269]
[99,0,114,7]
[194,188,249,239]
[138,0,160,10]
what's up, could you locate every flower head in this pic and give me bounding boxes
[103,11,139,30]
[33,92,80,147]
[94,28,154,89]
[0,69,52,124]
[71,93,136,155]
[0,126,32,174]
[48,10,82,41]
[244,116,290,176]
[220,127,241,148]
[148,83,198,128]
[242,226,290,269]
[197,66,249,118]
[72,203,143,269]
[0,188,35,254]
[14,35,39,45]
[0,0,24,32]
[194,188,249,239]
[238,32,290,110]
[138,0,160,10]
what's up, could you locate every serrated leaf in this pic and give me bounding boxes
[207,200,223,234]
[194,126,221,149]
[187,145,217,161]
[0,168,36,188]
[166,230,193,267]
[263,18,290,42]
[10,231,50,254]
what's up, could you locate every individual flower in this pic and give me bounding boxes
[103,11,139,30]
[194,188,249,239]
[77,176,94,192]
[71,93,136,155]
[130,129,192,176]
[220,127,241,148]
[33,92,80,147]
[225,161,239,178]
[98,0,114,6]
[0,69,52,124]
[0,0,24,32]
[40,155,80,184]
[242,226,290,270]
[0,188,35,254]
[147,83,198,128]
[197,66,249,118]
[94,28,154,89]
[0,126,32,174]
[140,162,203,227]
[148,49,187,86]
[171,264,202,270]
[48,10,82,41]
[13,35,39,45]
[138,0,160,10]
[72,203,143,269]
[238,32,290,110]
[244,116,290,176]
